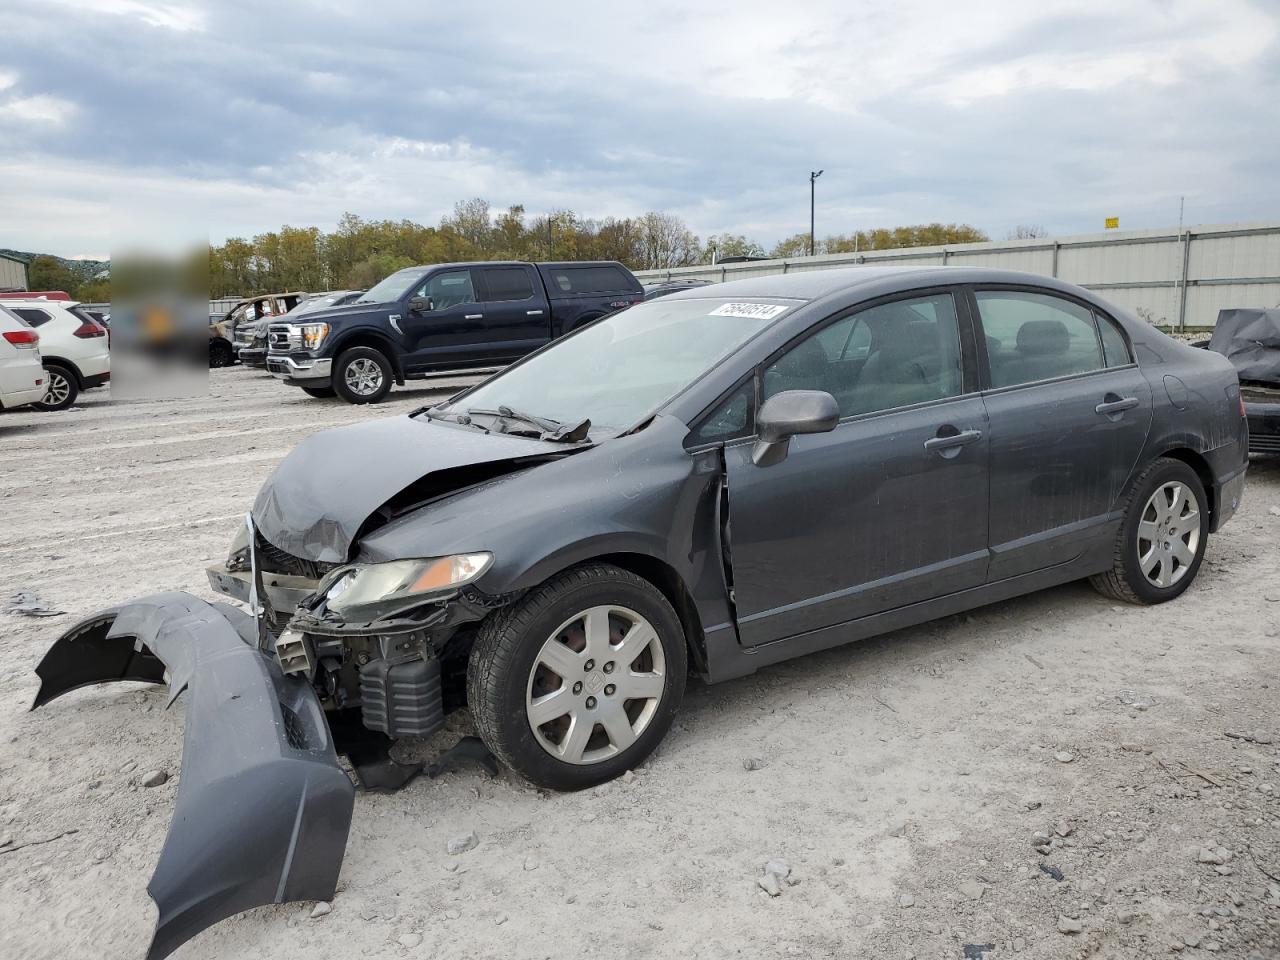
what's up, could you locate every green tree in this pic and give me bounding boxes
[27,255,79,293]
[705,233,765,261]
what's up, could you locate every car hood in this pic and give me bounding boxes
[285,300,388,324]
[252,416,577,564]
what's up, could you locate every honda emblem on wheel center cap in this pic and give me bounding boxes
[585,672,606,695]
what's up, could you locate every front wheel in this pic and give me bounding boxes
[209,340,235,368]
[467,563,687,791]
[332,346,393,404]
[1090,457,1208,605]
[33,364,78,411]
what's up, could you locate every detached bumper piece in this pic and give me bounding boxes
[31,592,355,960]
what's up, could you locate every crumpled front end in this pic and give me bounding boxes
[31,592,355,960]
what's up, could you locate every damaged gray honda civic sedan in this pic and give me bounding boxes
[34,266,1248,957]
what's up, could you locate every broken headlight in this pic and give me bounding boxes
[318,554,493,617]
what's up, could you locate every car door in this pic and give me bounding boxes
[474,265,550,362]
[398,268,486,371]
[721,290,991,648]
[971,287,1153,581]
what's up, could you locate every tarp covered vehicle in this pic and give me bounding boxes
[1208,308,1280,454]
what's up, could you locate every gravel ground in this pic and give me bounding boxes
[1,366,1278,960]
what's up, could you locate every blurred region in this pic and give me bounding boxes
[110,242,208,400]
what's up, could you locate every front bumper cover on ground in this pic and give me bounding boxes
[31,591,355,960]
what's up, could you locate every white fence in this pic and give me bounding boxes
[636,221,1280,329]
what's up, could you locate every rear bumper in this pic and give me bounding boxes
[0,383,47,408]
[268,354,332,385]
[1245,401,1280,454]
[77,352,111,381]
[31,592,354,960]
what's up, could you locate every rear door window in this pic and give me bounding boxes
[975,291,1106,388]
[12,308,52,327]
[479,267,535,302]
[1097,314,1131,367]
[546,265,632,294]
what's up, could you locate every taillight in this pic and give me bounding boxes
[3,329,38,346]
[1240,395,1247,417]
[73,320,107,339]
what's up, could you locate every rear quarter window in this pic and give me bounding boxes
[546,265,634,295]
[12,308,52,327]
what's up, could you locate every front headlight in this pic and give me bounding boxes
[299,322,328,350]
[320,553,493,616]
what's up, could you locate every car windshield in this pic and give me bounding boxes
[355,269,427,304]
[441,297,796,434]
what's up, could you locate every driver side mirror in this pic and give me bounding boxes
[409,296,434,314]
[752,390,839,467]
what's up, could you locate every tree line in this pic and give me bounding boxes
[204,200,989,298]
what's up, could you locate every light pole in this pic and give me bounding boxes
[809,169,823,256]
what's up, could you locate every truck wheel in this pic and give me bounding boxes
[301,386,336,399]
[467,562,687,791]
[1089,457,1208,605]
[333,347,392,404]
[209,340,235,368]
[34,363,79,411]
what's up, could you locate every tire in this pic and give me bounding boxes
[209,340,235,368]
[301,386,336,399]
[467,562,688,791]
[33,364,79,411]
[332,346,393,404]
[1089,457,1209,605]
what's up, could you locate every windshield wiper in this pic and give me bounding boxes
[467,406,591,442]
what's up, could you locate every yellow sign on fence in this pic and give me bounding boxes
[1104,216,1120,230]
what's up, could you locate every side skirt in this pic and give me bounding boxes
[703,543,1112,684]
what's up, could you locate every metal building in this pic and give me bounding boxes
[0,252,29,291]
[636,221,1280,329]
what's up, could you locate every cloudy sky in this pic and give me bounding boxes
[1,0,1278,258]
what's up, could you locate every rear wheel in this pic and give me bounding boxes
[209,340,235,368]
[301,386,336,399]
[332,347,393,404]
[467,563,687,790]
[1090,457,1208,605]
[34,364,78,411]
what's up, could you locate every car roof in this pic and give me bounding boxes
[656,265,1086,303]
[2,297,81,308]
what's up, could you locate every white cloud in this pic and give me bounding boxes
[45,0,206,31]
[0,94,76,123]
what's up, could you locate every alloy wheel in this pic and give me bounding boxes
[343,358,384,396]
[525,605,666,765]
[1137,481,1200,588]
[44,370,71,407]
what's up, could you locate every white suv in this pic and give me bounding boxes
[0,305,47,410]
[5,298,110,410]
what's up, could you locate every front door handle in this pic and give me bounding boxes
[465,314,483,320]
[1095,395,1139,416]
[924,427,983,457]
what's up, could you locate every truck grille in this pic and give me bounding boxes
[268,323,298,353]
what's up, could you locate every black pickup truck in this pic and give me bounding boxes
[266,260,643,402]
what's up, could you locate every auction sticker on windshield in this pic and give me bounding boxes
[708,302,790,320]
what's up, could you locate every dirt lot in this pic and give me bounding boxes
[1,367,1278,960]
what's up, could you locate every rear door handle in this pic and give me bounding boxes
[465,314,484,320]
[924,428,983,456]
[526,310,544,316]
[1095,395,1139,416]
